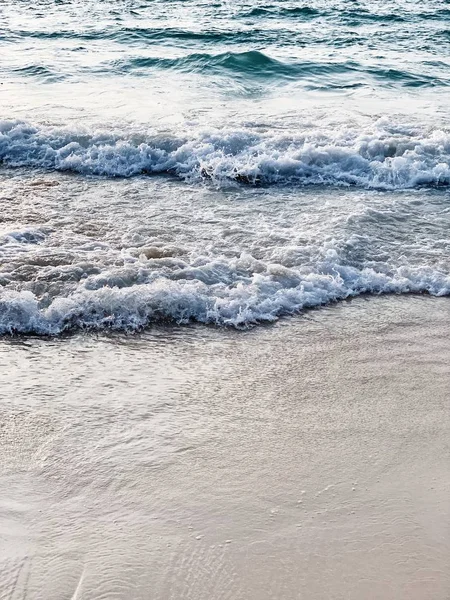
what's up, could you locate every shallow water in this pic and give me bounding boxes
[1,296,450,599]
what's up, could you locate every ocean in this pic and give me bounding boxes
[1,2,450,599]
[1,0,450,333]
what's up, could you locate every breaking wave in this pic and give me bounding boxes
[1,258,449,334]
[1,119,450,189]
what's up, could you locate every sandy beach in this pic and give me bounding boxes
[1,294,449,600]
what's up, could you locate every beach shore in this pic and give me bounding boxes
[1,295,449,599]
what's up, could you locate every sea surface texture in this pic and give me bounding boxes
[1,0,449,333]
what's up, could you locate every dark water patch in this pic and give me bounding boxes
[240,5,322,19]
[367,66,449,88]
[11,64,66,82]
[305,81,366,91]
[417,8,450,20]
[422,59,450,69]
[437,28,450,40]
[340,9,406,24]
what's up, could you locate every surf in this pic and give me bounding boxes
[1,119,450,190]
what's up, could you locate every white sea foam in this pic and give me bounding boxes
[1,119,450,189]
[1,257,449,334]
[2,118,449,334]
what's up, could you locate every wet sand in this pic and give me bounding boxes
[0,295,449,600]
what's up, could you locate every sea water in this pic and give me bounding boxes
[2,5,450,598]
[1,0,449,333]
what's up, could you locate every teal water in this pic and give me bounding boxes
[2,1,450,88]
[2,1,450,103]
[0,0,449,332]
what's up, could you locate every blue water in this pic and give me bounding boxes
[0,0,449,333]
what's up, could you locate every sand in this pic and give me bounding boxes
[0,295,449,599]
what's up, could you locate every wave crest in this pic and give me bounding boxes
[1,119,450,189]
[1,260,449,334]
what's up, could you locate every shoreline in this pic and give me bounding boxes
[1,294,449,599]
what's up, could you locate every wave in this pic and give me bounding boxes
[7,48,444,88]
[1,119,450,189]
[7,50,445,89]
[1,259,449,334]
[107,51,446,87]
[111,50,312,79]
[7,21,449,53]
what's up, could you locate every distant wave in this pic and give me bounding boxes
[6,26,244,44]
[107,50,447,87]
[112,50,298,78]
[1,119,450,189]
